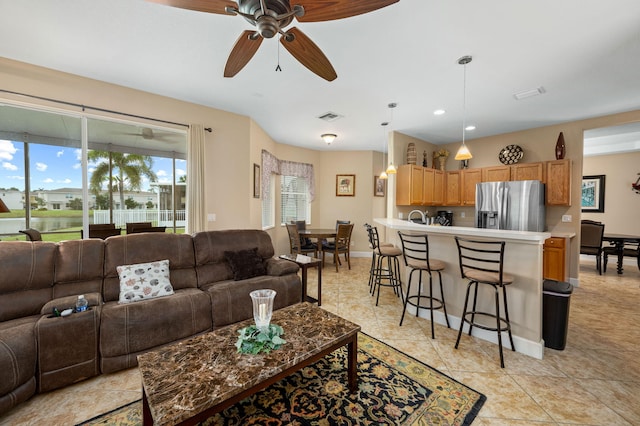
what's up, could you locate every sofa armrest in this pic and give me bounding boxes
[40,293,103,315]
[265,258,299,276]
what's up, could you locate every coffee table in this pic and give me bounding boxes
[138,302,360,425]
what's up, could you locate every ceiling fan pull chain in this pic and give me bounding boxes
[275,39,282,72]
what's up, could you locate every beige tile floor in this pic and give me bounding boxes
[1,256,639,425]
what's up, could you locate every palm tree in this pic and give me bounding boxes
[88,151,157,209]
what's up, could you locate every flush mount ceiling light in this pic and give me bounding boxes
[455,55,473,161]
[321,133,337,145]
[513,86,546,100]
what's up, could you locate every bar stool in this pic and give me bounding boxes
[397,232,450,339]
[363,224,393,294]
[454,237,515,368]
[366,225,403,306]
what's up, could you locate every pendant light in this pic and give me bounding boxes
[385,102,397,174]
[454,56,473,161]
[379,122,389,179]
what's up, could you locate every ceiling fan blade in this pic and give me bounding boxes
[145,0,236,15]
[280,27,337,81]
[294,0,398,22]
[224,30,264,77]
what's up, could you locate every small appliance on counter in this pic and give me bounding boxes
[435,211,453,226]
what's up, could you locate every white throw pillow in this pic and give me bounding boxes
[117,259,174,304]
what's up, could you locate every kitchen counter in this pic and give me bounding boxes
[375,218,550,359]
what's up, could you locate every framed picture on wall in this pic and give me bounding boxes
[581,175,605,212]
[253,164,260,198]
[374,176,385,197]
[336,174,355,196]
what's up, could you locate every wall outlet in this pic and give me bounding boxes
[460,211,466,218]
[562,214,572,223]
[207,213,216,222]
[398,212,403,219]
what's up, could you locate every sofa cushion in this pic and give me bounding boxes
[0,320,37,414]
[0,242,56,322]
[116,259,174,303]
[224,248,266,281]
[103,233,197,302]
[54,239,104,298]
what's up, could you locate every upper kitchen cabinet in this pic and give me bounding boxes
[482,165,511,182]
[444,170,462,206]
[396,165,424,205]
[546,159,572,206]
[512,162,545,181]
[461,168,482,206]
[423,168,444,206]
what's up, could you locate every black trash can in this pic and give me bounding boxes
[542,279,573,350]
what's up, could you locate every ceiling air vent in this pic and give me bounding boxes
[317,111,343,122]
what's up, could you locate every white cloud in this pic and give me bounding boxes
[2,162,18,171]
[59,178,72,184]
[7,175,24,180]
[36,162,48,172]
[176,168,186,176]
[43,178,54,183]
[157,170,168,177]
[158,177,171,184]
[73,163,81,169]
[57,150,64,158]
[0,140,17,161]
[75,149,82,161]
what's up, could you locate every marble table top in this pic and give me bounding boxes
[137,302,360,426]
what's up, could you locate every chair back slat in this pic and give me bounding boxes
[455,237,506,282]
[397,232,433,270]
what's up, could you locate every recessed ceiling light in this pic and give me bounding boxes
[465,125,476,131]
[513,86,546,100]
[433,109,446,116]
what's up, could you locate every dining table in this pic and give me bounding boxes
[602,233,640,274]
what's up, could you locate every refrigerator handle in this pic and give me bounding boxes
[499,185,509,229]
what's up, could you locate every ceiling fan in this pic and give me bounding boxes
[118,127,181,143]
[146,0,399,81]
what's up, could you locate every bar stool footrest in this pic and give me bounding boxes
[462,311,511,333]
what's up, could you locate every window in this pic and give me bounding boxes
[280,175,310,225]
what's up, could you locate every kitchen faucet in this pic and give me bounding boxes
[408,210,427,224]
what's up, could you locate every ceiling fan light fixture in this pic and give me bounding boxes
[321,133,337,145]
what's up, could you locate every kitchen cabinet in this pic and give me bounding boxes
[423,168,444,205]
[482,165,511,182]
[396,165,424,205]
[461,168,482,206]
[543,237,566,281]
[444,170,462,205]
[512,162,544,181]
[546,159,572,206]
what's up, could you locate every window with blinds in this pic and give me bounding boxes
[261,174,275,229]
[280,175,310,225]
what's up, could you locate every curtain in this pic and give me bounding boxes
[261,149,315,201]
[186,124,206,233]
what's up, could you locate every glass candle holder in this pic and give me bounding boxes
[250,289,276,330]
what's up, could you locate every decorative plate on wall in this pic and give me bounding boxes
[498,144,524,165]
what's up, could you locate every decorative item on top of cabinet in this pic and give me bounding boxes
[498,144,524,165]
[406,143,417,165]
[555,132,566,160]
[546,159,571,206]
[434,149,449,171]
[423,151,427,167]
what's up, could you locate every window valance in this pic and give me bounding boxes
[261,149,315,201]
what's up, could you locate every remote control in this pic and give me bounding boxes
[60,309,73,317]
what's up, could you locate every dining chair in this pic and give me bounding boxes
[579,220,605,274]
[321,223,354,272]
[126,222,152,234]
[286,223,318,257]
[19,228,42,241]
[603,241,640,272]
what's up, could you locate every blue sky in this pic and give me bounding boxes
[0,140,185,191]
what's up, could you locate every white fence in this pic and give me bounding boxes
[93,210,185,228]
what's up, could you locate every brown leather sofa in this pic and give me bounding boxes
[0,229,301,414]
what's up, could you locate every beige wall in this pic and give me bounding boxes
[583,151,640,235]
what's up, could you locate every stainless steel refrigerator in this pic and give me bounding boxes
[476,180,546,232]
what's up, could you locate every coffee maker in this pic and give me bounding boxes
[436,210,453,226]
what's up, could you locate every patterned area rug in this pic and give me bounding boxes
[80,333,485,426]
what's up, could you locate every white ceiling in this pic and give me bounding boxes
[1,0,640,153]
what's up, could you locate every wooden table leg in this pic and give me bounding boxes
[615,241,624,274]
[301,265,309,303]
[142,388,153,425]
[347,334,358,393]
[317,263,322,306]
